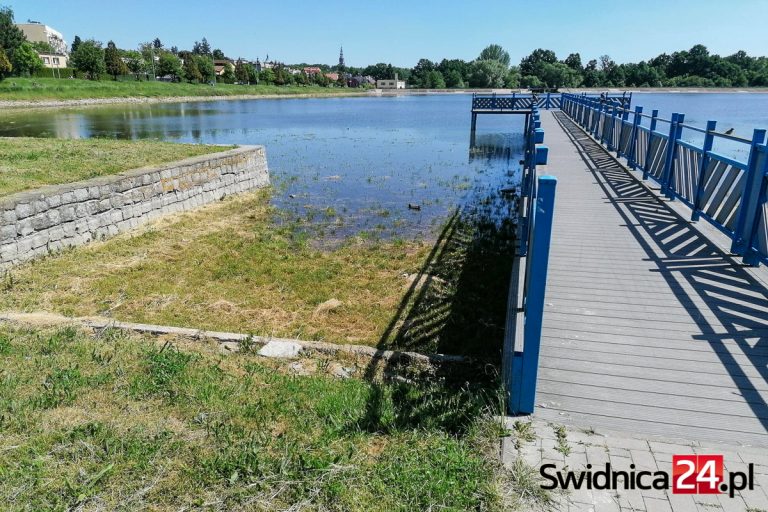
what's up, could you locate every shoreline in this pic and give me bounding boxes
[1,87,768,110]
[0,90,370,110]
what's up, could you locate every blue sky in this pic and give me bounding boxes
[7,0,768,67]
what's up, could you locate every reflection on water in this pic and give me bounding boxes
[0,96,525,240]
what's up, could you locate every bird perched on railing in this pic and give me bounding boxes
[724,128,735,135]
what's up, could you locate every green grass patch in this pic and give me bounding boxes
[0,190,435,348]
[1,185,515,358]
[0,324,532,510]
[0,136,230,197]
[0,77,363,102]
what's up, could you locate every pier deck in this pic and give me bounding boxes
[533,110,768,446]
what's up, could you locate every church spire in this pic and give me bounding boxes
[338,46,345,70]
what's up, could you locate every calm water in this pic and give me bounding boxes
[1,92,766,238]
[0,95,525,240]
[630,92,768,158]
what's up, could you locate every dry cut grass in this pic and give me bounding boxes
[1,189,434,346]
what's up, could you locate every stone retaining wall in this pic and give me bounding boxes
[0,145,268,269]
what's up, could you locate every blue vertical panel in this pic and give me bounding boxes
[661,113,682,197]
[627,106,643,169]
[744,147,768,266]
[510,176,557,415]
[643,110,660,180]
[731,129,768,256]
[691,120,717,221]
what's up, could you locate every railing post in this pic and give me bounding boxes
[546,91,551,110]
[661,113,684,199]
[642,109,659,180]
[510,175,557,415]
[596,103,604,142]
[627,106,643,169]
[607,105,617,150]
[731,129,767,257]
[617,107,630,157]
[691,120,717,221]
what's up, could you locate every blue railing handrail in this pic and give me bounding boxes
[471,92,630,111]
[560,92,768,267]
[504,105,557,415]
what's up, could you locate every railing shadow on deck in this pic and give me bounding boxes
[552,110,768,432]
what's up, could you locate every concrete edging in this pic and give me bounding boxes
[0,312,472,365]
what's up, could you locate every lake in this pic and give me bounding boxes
[1,92,766,239]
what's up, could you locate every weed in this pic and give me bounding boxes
[513,420,537,443]
[552,424,571,456]
[35,365,83,409]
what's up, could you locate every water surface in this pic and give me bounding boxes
[0,96,525,240]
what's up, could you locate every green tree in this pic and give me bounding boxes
[410,58,435,87]
[362,62,392,80]
[70,35,82,55]
[156,52,182,80]
[260,68,275,84]
[520,75,544,88]
[539,61,581,88]
[193,38,211,56]
[438,59,469,86]
[424,69,446,88]
[520,49,557,76]
[478,44,510,67]
[123,50,146,79]
[0,47,12,78]
[213,48,226,60]
[104,41,127,80]
[13,42,44,76]
[195,55,214,83]
[182,52,202,82]
[444,69,464,88]
[234,59,248,83]
[467,59,507,88]
[71,39,106,79]
[582,59,601,87]
[245,63,258,84]
[505,67,521,88]
[564,53,583,71]
[29,41,55,54]
[0,7,25,65]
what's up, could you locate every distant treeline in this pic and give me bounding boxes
[3,1,766,90]
[340,44,768,89]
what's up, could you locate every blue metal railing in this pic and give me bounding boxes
[561,93,768,267]
[503,106,558,415]
[472,92,631,112]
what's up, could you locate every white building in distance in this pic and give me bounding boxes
[16,22,68,55]
[376,73,405,89]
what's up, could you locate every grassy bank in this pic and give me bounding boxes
[0,186,514,358]
[1,190,434,347]
[0,137,231,198]
[0,323,539,510]
[0,78,362,102]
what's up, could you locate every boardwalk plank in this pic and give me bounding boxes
[528,110,768,446]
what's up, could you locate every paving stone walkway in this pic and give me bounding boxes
[503,419,768,512]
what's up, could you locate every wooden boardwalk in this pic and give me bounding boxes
[533,110,768,446]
